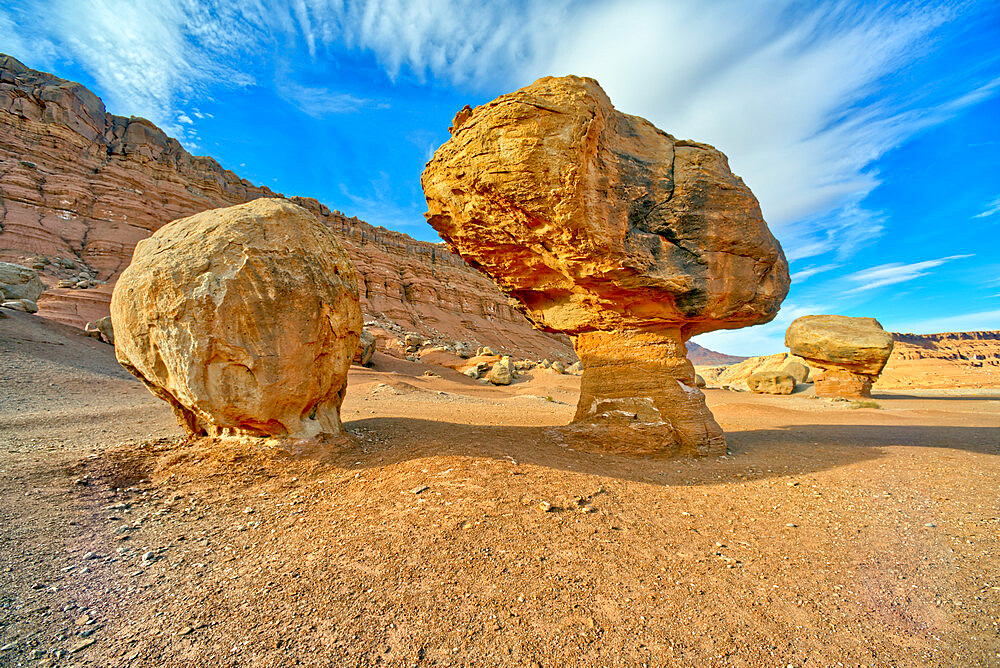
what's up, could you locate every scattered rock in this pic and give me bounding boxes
[550,361,565,374]
[488,357,514,385]
[95,316,114,345]
[422,76,789,455]
[411,485,429,495]
[111,199,362,438]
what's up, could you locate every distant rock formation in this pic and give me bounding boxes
[422,75,789,455]
[786,315,893,398]
[111,199,361,438]
[686,341,747,366]
[0,54,571,361]
[891,331,1000,366]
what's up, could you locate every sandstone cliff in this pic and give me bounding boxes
[0,54,571,359]
[890,331,1000,365]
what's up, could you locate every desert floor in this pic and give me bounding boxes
[1,310,998,667]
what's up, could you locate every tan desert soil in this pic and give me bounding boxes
[1,310,999,667]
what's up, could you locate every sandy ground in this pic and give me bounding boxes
[1,310,999,667]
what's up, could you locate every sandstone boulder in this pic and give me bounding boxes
[95,315,114,345]
[0,262,43,302]
[488,357,514,385]
[693,374,707,388]
[747,371,795,395]
[422,76,789,455]
[785,315,893,398]
[2,298,37,313]
[111,199,362,438]
[551,361,566,374]
[354,328,376,366]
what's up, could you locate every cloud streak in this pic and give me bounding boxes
[844,254,973,292]
[973,195,1000,219]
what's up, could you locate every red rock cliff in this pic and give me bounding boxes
[0,54,571,359]
[890,331,1000,366]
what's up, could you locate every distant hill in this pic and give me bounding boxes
[687,341,747,366]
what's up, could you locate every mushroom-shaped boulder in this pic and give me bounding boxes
[422,76,790,455]
[111,198,362,438]
[785,315,893,398]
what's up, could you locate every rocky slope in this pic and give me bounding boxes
[686,341,747,366]
[0,54,570,359]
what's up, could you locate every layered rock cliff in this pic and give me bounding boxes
[0,54,571,359]
[890,331,1000,365]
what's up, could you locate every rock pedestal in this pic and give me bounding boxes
[573,329,724,455]
[422,75,789,455]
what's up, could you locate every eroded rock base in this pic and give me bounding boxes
[814,368,873,398]
[571,329,726,456]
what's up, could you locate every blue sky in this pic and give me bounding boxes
[2,0,998,355]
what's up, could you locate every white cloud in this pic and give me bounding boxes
[177,113,194,124]
[973,195,1000,219]
[844,254,973,292]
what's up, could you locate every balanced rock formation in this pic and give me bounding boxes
[422,76,790,455]
[747,371,795,395]
[0,54,571,361]
[785,315,893,398]
[111,199,361,438]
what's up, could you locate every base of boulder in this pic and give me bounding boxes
[814,368,873,398]
[571,329,726,456]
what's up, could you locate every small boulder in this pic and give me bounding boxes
[566,361,582,374]
[463,367,480,379]
[488,357,514,385]
[747,371,795,395]
[0,262,43,302]
[403,332,422,349]
[95,316,114,345]
[1,298,38,313]
[693,374,706,388]
[550,361,565,374]
[353,328,376,366]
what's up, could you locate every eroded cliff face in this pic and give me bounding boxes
[0,54,571,359]
[890,331,1000,365]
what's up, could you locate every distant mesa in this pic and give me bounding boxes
[422,75,790,455]
[785,315,893,398]
[111,199,362,439]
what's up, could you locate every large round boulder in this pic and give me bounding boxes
[111,198,362,438]
[785,315,893,398]
[747,371,795,395]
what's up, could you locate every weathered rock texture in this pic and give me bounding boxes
[422,75,789,455]
[111,199,361,438]
[0,54,571,361]
[786,315,893,398]
[711,352,812,388]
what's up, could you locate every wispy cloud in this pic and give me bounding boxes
[790,263,840,284]
[973,195,1000,219]
[844,254,973,292]
[276,80,387,118]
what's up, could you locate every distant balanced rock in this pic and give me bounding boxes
[0,262,43,302]
[785,315,893,398]
[111,199,362,438]
[422,75,789,455]
[747,371,795,395]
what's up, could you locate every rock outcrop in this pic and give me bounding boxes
[353,329,376,366]
[0,54,572,361]
[710,352,812,389]
[111,199,361,438]
[786,315,893,398]
[422,75,789,455]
